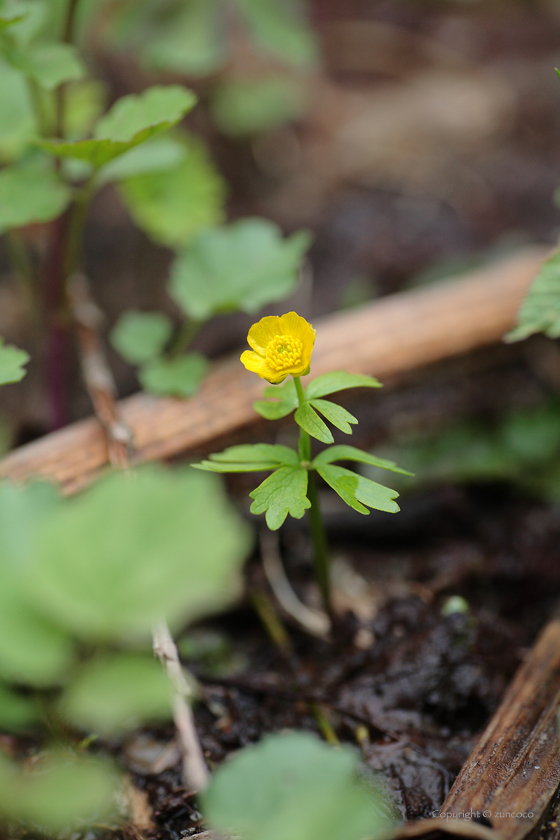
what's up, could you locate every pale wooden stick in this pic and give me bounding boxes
[152,621,210,793]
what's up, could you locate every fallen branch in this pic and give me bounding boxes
[0,246,546,492]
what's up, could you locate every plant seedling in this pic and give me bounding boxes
[194,311,411,619]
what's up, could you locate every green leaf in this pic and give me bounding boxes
[0,337,28,384]
[0,480,75,685]
[27,466,251,642]
[117,132,226,247]
[209,444,299,466]
[110,310,173,364]
[98,135,187,184]
[62,79,106,141]
[0,682,38,730]
[312,444,413,476]
[18,42,84,89]
[211,75,307,137]
[0,57,36,161]
[195,443,299,473]
[294,403,333,444]
[169,219,311,319]
[60,653,172,735]
[505,248,560,341]
[249,466,310,530]
[305,371,382,400]
[139,352,209,398]
[310,399,357,434]
[39,84,196,168]
[254,379,298,420]
[0,750,119,832]
[317,464,399,515]
[142,0,225,76]
[0,159,71,233]
[202,731,393,840]
[0,14,27,31]
[237,0,318,67]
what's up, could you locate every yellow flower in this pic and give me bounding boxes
[240,311,316,384]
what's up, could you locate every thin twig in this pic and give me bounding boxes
[152,621,210,793]
[69,274,133,469]
[260,529,331,639]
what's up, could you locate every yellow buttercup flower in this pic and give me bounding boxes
[241,312,316,384]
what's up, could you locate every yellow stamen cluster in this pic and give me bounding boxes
[265,335,303,372]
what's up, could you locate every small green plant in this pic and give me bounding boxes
[0,336,29,384]
[195,311,410,617]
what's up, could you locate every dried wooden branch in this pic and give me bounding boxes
[393,614,560,840]
[0,246,546,492]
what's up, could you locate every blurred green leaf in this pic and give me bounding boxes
[317,464,399,515]
[294,403,333,444]
[0,1,48,44]
[0,14,26,30]
[312,445,413,476]
[0,480,75,685]
[0,58,36,161]
[118,132,226,246]
[249,466,310,530]
[63,79,106,140]
[143,0,224,76]
[0,750,119,832]
[110,310,173,364]
[305,371,383,400]
[61,653,171,735]
[15,42,85,89]
[170,219,310,320]
[0,159,71,233]
[0,682,39,729]
[139,352,209,397]
[0,337,28,383]
[237,0,318,66]
[211,75,307,137]
[39,84,196,168]
[28,466,251,642]
[99,135,187,184]
[309,399,357,435]
[505,248,560,341]
[203,731,393,840]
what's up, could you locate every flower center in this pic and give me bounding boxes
[265,335,303,371]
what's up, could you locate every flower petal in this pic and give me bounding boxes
[278,311,316,369]
[247,316,282,355]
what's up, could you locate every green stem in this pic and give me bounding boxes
[55,0,82,138]
[5,230,38,319]
[63,175,95,281]
[293,375,333,619]
[169,317,202,357]
[26,77,52,137]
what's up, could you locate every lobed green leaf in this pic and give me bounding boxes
[26,466,251,642]
[0,160,71,233]
[312,444,413,475]
[249,466,310,530]
[202,731,393,840]
[194,443,299,473]
[19,42,84,89]
[39,84,196,169]
[294,403,333,444]
[110,310,173,364]
[254,380,298,420]
[309,398,357,434]
[317,464,399,515]
[0,337,29,384]
[60,653,172,735]
[169,218,311,319]
[305,371,382,400]
[505,248,560,341]
[117,132,226,247]
[139,352,209,398]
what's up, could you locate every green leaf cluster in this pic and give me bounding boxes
[196,372,410,529]
[111,219,310,398]
[203,731,394,840]
[0,465,250,827]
